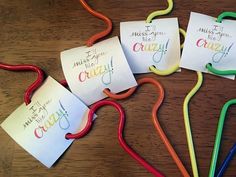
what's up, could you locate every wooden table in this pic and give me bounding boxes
[0,0,235,176]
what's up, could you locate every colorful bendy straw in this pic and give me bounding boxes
[217,11,236,23]
[0,62,44,105]
[208,99,236,177]
[146,0,173,23]
[217,143,236,177]
[79,0,112,47]
[206,63,236,76]
[183,72,203,177]
[103,78,190,177]
[206,13,236,176]
[146,0,186,76]
[66,100,165,177]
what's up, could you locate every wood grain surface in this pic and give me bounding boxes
[0,0,235,177]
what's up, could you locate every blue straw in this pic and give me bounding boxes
[216,143,236,177]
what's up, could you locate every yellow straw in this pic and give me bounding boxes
[146,0,174,23]
[149,64,179,76]
[179,28,186,49]
[183,71,203,177]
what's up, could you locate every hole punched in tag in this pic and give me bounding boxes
[104,77,190,177]
[65,100,165,177]
[0,62,44,105]
[79,0,112,47]
[208,99,236,177]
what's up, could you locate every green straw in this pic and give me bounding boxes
[206,63,236,75]
[208,99,236,177]
[217,12,236,23]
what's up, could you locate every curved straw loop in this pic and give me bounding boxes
[208,99,236,177]
[183,71,203,177]
[206,63,236,75]
[104,78,190,177]
[149,64,180,76]
[0,62,44,105]
[66,100,164,177]
[79,0,112,47]
[216,12,236,23]
[216,143,236,177]
[149,28,186,76]
[146,0,173,23]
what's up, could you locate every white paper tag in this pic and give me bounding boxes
[180,12,236,79]
[1,76,90,168]
[120,18,181,73]
[61,36,137,105]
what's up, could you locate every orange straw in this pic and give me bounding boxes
[104,77,190,177]
[79,0,112,47]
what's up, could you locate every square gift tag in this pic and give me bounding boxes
[180,12,236,79]
[1,77,89,168]
[61,36,137,105]
[120,18,180,73]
